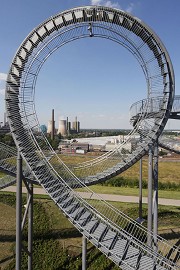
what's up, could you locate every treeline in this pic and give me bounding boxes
[0,134,15,147]
[101,176,180,191]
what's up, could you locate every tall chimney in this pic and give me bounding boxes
[4,112,6,126]
[51,109,55,140]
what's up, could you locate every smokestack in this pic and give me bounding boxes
[66,117,69,131]
[4,112,6,126]
[51,109,55,140]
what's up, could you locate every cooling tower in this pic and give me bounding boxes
[47,120,53,134]
[57,120,67,136]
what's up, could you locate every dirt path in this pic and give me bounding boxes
[1,186,180,206]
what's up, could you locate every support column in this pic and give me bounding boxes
[137,132,144,224]
[147,144,153,247]
[153,141,158,250]
[138,158,143,222]
[82,235,87,270]
[28,183,33,270]
[16,151,23,270]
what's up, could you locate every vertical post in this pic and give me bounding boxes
[16,151,22,270]
[51,109,55,141]
[153,140,158,250]
[139,158,143,221]
[147,144,153,246]
[28,183,33,270]
[82,235,87,270]
[137,131,144,224]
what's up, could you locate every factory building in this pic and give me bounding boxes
[0,113,10,134]
[72,116,80,133]
[0,122,10,134]
[58,140,89,154]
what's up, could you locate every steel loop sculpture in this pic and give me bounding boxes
[4,6,179,270]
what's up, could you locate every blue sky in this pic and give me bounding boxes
[0,0,180,129]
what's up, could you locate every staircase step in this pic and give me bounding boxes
[70,206,85,220]
[51,188,67,198]
[83,218,99,234]
[110,238,128,258]
[124,245,139,259]
[91,222,107,241]
[60,197,75,208]
[54,192,69,203]
[138,255,163,270]
[76,211,92,226]
[101,229,117,249]
[64,202,80,214]
[47,182,63,193]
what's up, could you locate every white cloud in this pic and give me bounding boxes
[91,0,102,5]
[0,73,7,96]
[0,89,5,96]
[126,3,134,13]
[0,73,7,81]
[91,0,120,9]
[90,1,135,13]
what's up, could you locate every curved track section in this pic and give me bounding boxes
[159,136,180,154]
[5,6,175,184]
[0,175,16,190]
[130,95,180,124]
[0,142,36,188]
[130,96,180,154]
[5,6,179,269]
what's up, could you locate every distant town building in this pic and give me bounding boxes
[58,140,89,154]
[40,125,47,134]
[0,122,10,134]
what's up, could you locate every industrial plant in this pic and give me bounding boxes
[47,109,80,138]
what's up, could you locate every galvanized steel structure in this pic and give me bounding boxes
[4,5,179,270]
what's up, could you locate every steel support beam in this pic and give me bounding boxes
[28,183,33,270]
[82,235,87,270]
[16,151,22,270]
[153,140,158,251]
[16,152,34,269]
[147,144,153,247]
[138,158,143,221]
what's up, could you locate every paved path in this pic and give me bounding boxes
[1,186,180,206]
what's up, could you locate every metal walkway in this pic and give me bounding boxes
[0,142,37,189]
[3,6,179,269]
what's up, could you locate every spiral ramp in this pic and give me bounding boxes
[130,95,180,155]
[4,6,179,269]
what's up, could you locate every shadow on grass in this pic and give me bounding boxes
[159,230,180,241]
[0,234,15,242]
[165,238,180,265]
[0,254,15,265]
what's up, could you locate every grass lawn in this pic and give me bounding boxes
[0,172,6,177]
[118,158,180,184]
[0,202,16,269]
[58,154,180,183]
[0,193,179,270]
[77,185,180,200]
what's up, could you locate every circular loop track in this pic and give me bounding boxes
[6,6,174,183]
[4,7,180,269]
